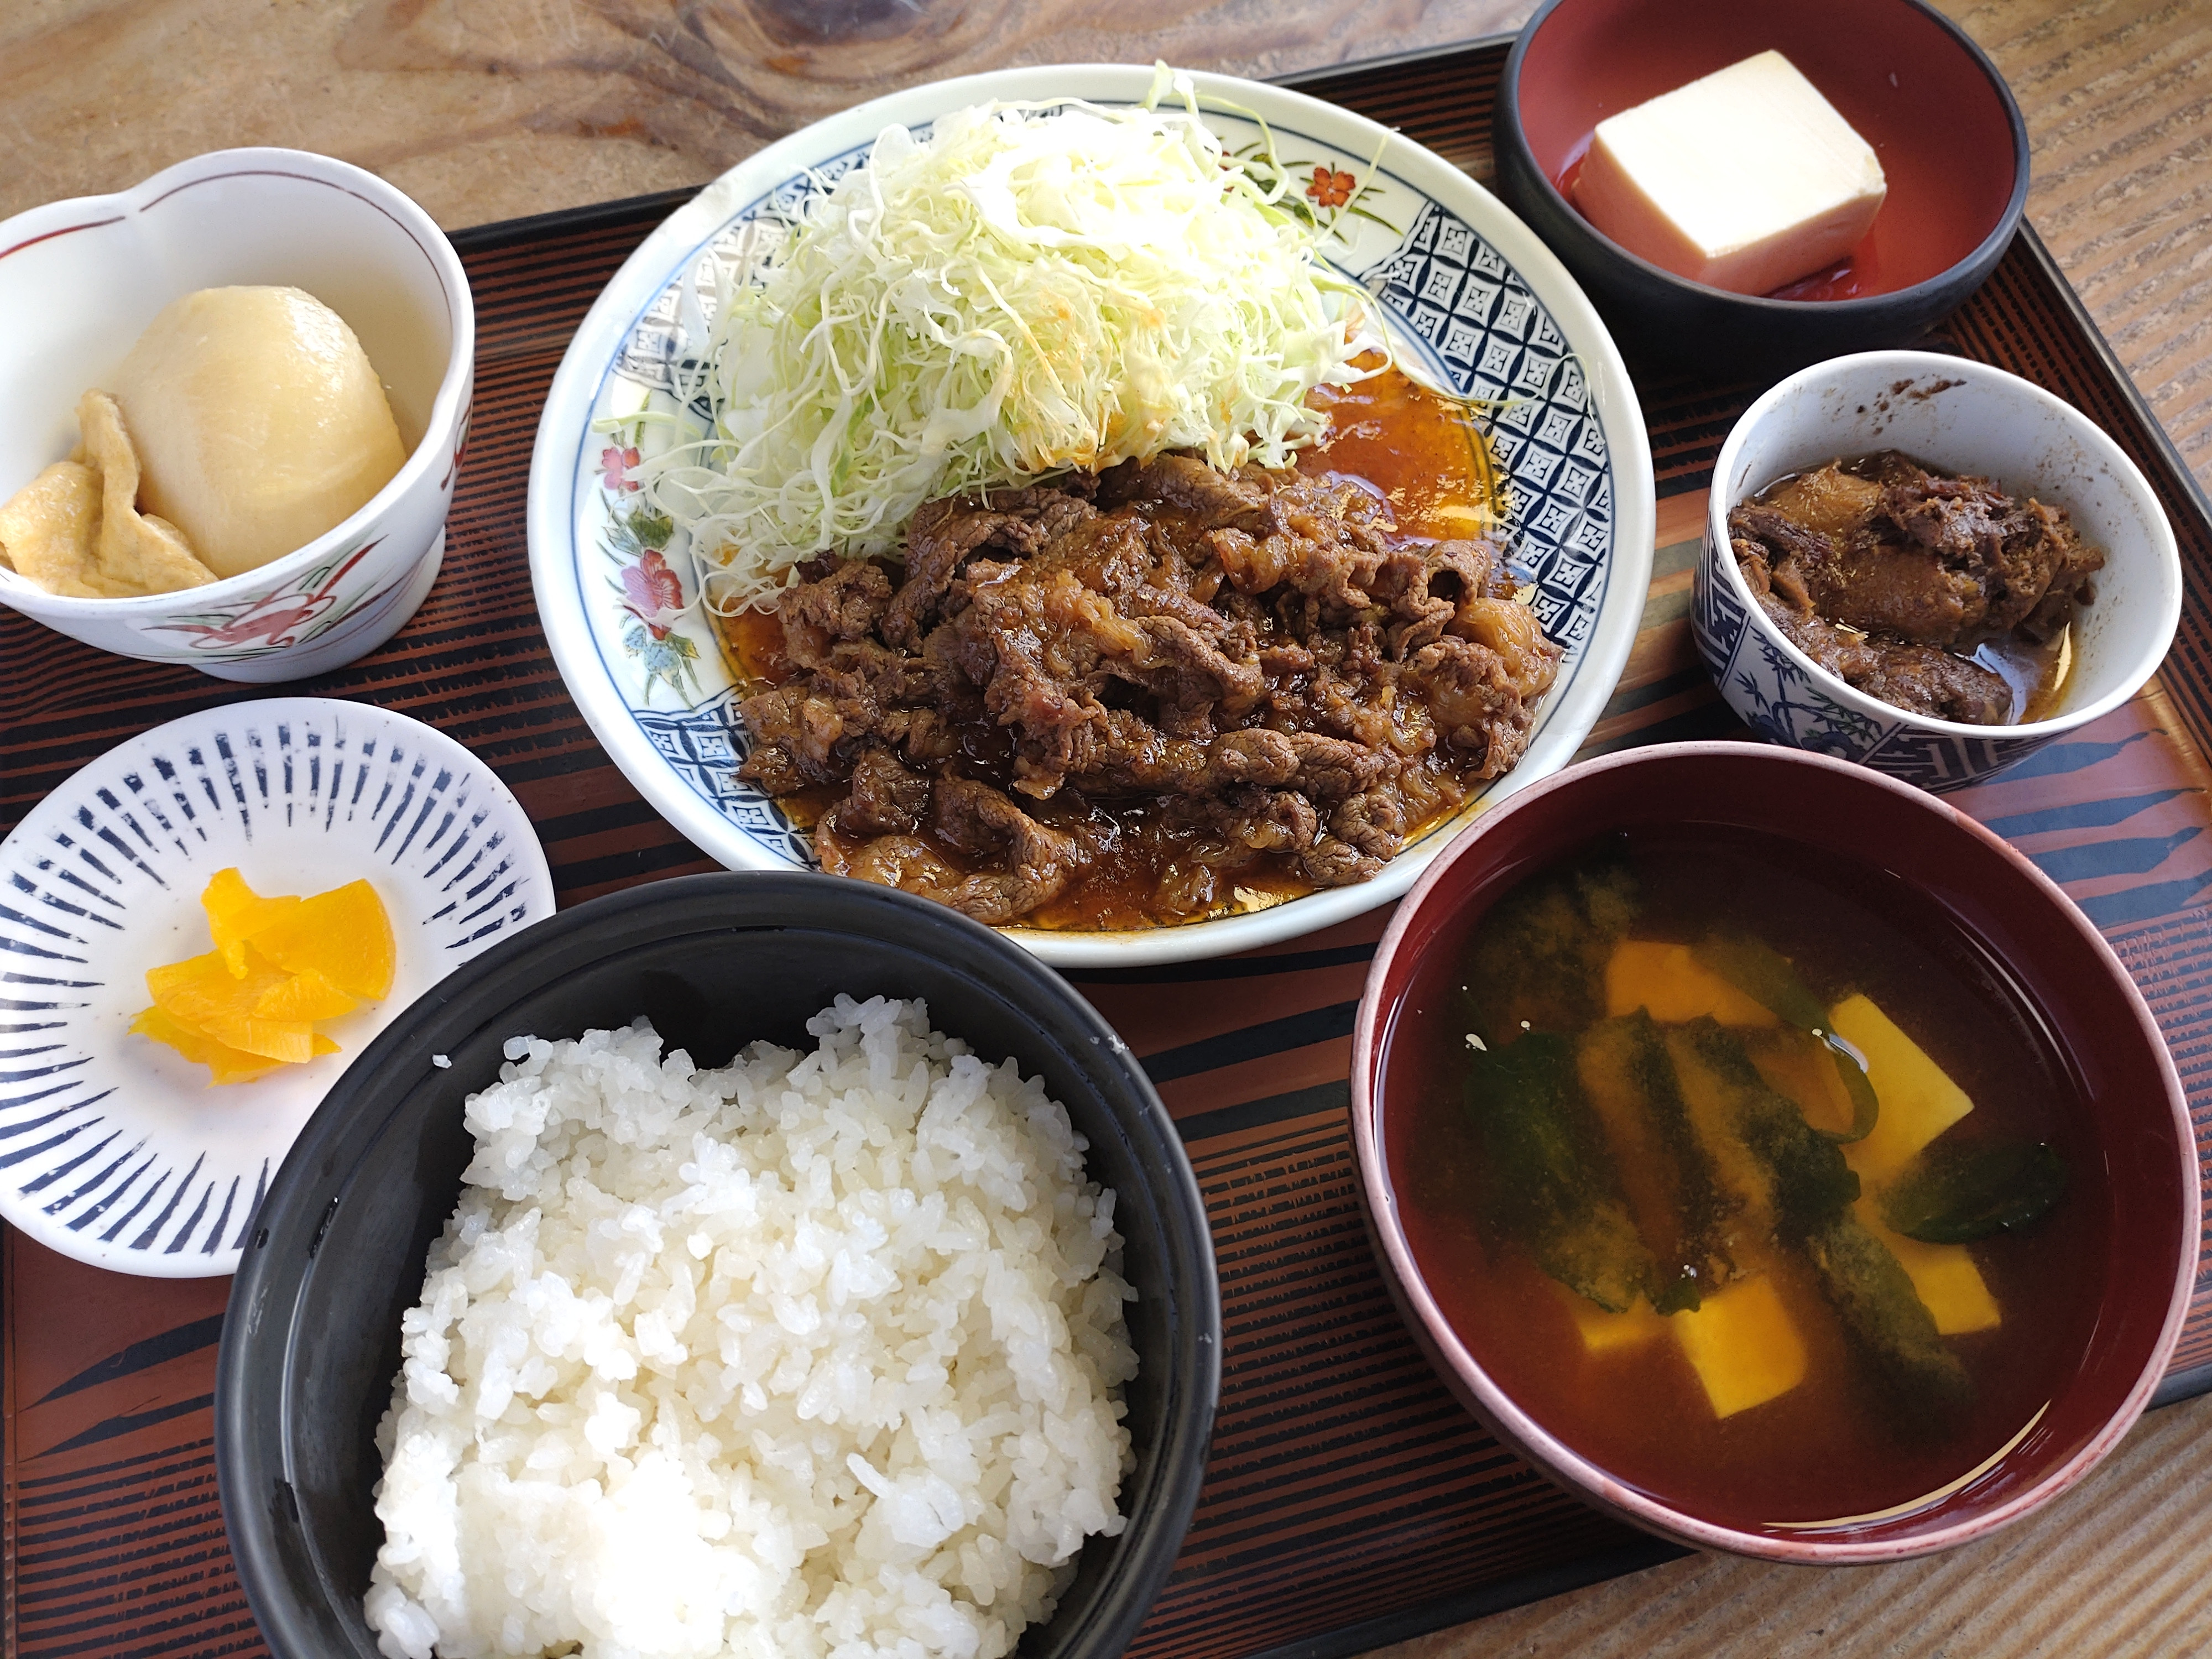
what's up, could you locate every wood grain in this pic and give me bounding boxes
[0,0,2203,492]
[1385,1391,2212,1658]
[0,0,1528,232]
[0,6,2208,1659]
[1962,0,2212,486]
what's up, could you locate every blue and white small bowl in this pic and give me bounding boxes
[0,698,552,1277]
[1694,351,2181,793]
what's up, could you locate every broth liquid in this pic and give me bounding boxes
[1381,826,2107,1533]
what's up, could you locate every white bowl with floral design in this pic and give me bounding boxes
[0,148,473,681]
[528,65,1655,966]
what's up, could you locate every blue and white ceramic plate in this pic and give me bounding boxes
[0,698,554,1276]
[528,65,1655,967]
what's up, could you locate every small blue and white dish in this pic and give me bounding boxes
[1695,351,2181,793]
[0,698,554,1276]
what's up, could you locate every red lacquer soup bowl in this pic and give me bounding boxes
[1349,742,2198,1562]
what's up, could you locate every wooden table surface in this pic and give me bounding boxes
[3,2,2208,1656]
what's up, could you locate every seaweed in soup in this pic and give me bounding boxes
[1388,826,2093,1529]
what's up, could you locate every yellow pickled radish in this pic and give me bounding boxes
[146,946,318,1062]
[254,966,360,1022]
[149,945,289,1025]
[129,1005,285,1085]
[138,870,392,1082]
[202,867,304,977]
[247,879,395,999]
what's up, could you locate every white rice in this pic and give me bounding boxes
[364,995,1138,1659]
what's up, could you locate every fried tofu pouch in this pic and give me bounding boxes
[0,390,217,597]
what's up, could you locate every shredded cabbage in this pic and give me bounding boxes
[641,74,1369,608]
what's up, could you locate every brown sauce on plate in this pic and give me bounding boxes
[720,365,1524,932]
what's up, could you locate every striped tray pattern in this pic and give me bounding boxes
[7,35,2212,1659]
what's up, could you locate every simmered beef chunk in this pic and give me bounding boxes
[828,749,932,838]
[733,635,952,791]
[735,684,843,793]
[1733,502,1984,645]
[883,479,1100,648]
[922,776,1082,923]
[1728,452,2104,726]
[778,561,893,669]
[2014,500,2105,641]
[742,452,1562,925]
[1098,452,1271,525]
[1735,540,2012,726]
[818,775,1081,927]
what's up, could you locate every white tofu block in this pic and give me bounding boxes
[1574,50,1888,296]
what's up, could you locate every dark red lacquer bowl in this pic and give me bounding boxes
[1350,743,2198,1562]
[1495,0,2030,371]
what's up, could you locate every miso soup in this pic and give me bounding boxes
[1382,826,2104,1534]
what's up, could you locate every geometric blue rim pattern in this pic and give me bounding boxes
[632,687,811,867]
[0,698,555,1273]
[1370,199,1615,658]
[575,111,1615,869]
